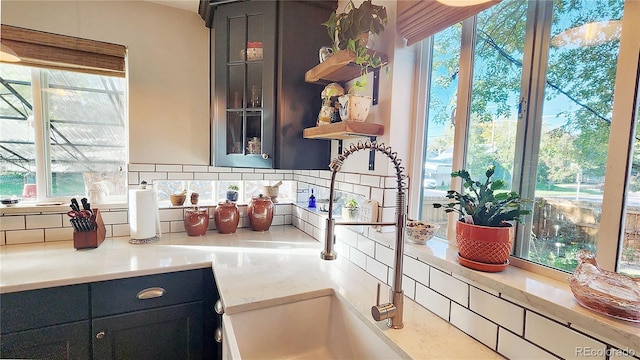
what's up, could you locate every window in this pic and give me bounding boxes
[0,64,127,202]
[0,26,127,203]
[417,0,640,274]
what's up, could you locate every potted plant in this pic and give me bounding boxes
[322,0,388,122]
[226,184,239,202]
[433,166,530,271]
[342,198,359,221]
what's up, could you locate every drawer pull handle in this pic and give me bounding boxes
[136,287,166,300]
[214,327,223,343]
[96,331,105,339]
[214,299,224,315]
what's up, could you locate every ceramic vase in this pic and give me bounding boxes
[184,208,209,236]
[214,200,239,234]
[338,94,372,122]
[248,194,274,231]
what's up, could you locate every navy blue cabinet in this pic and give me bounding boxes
[0,269,218,360]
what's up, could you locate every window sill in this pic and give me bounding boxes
[363,230,640,351]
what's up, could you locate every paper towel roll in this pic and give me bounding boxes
[129,188,161,240]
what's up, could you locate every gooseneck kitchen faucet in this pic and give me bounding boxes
[321,140,407,329]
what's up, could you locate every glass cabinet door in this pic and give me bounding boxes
[215,2,275,168]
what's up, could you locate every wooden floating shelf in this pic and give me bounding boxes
[305,49,388,84]
[303,121,385,140]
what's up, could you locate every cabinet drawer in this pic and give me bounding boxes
[91,270,203,317]
[0,284,89,334]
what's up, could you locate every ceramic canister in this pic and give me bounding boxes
[248,194,274,231]
[214,200,240,234]
[184,208,209,236]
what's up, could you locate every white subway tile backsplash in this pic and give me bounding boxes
[402,275,415,299]
[0,216,25,231]
[128,163,155,171]
[159,208,184,221]
[233,168,253,173]
[415,283,450,320]
[336,182,353,193]
[168,172,193,180]
[128,172,139,185]
[366,257,388,282]
[6,229,44,245]
[431,268,468,306]
[139,172,167,183]
[183,165,208,172]
[375,243,394,267]
[350,248,367,269]
[383,189,397,207]
[264,173,284,180]
[274,204,292,215]
[241,173,264,180]
[451,302,498,350]
[45,227,73,242]
[497,328,556,360]
[112,224,130,237]
[339,230,358,248]
[156,164,182,172]
[0,231,5,245]
[100,211,128,225]
[344,173,361,184]
[403,255,430,285]
[525,311,606,360]
[218,173,243,180]
[470,287,524,335]
[360,174,381,187]
[272,215,285,226]
[170,220,185,233]
[194,172,219,180]
[208,166,232,173]
[352,184,370,197]
[25,214,62,229]
[356,234,375,257]
[370,187,384,205]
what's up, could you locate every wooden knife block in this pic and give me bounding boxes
[73,208,106,249]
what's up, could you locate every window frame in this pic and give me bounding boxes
[412,0,640,275]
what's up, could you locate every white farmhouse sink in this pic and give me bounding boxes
[222,289,410,359]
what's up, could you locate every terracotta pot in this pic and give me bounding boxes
[184,208,209,236]
[248,194,274,231]
[456,220,514,265]
[214,200,239,234]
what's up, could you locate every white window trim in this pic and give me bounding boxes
[411,0,640,275]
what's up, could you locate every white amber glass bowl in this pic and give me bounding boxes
[568,250,640,322]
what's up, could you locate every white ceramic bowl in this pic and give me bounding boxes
[406,220,440,244]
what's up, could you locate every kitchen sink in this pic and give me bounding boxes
[222,289,410,359]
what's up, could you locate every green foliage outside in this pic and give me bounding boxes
[0,172,85,198]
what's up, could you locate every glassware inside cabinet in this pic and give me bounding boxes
[226,111,243,154]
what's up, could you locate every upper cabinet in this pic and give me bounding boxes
[207,0,337,169]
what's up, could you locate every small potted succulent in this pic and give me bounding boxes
[433,166,530,271]
[342,198,359,221]
[226,184,239,202]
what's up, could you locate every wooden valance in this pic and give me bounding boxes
[397,0,502,46]
[0,24,126,77]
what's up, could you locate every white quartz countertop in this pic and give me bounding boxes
[0,225,501,359]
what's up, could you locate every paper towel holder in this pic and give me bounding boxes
[129,181,162,245]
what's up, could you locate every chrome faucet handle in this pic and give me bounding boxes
[371,283,397,321]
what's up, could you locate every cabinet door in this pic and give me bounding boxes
[213,1,276,168]
[0,321,90,360]
[92,302,203,360]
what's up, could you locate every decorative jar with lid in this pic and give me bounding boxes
[214,200,240,234]
[248,194,274,231]
[184,208,209,236]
